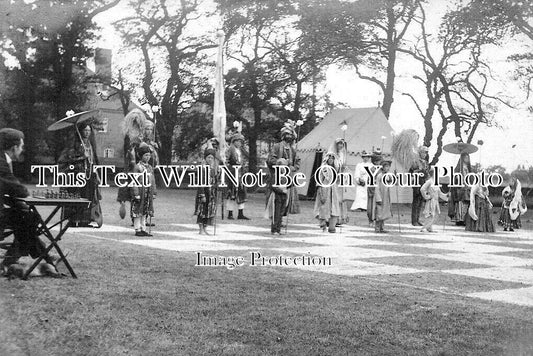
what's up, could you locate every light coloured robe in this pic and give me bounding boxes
[314,165,342,220]
[351,161,373,210]
[421,177,448,218]
[373,172,392,221]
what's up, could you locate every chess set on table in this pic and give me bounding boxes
[31,190,82,199]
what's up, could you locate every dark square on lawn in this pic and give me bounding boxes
[367,271,528,294]
[362,255,491,271]
[344,233,439,245]
[360,243,459,255]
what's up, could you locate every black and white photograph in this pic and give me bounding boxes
[1,0,533,354]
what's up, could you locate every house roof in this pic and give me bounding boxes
[297,107,394,156]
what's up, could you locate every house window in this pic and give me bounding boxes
[97,117,109,133]
[104,147,115,158]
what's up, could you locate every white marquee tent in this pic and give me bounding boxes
[296,107,412,203]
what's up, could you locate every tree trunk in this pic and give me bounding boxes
[158,103,174,165]
[20,72,37,181]
[292,80,303,121]
[382,49,396,119]
[159,129,173,165]
[382,5,397,119]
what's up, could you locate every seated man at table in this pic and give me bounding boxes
[0,128,54,270]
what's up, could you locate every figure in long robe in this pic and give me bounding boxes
[351,150,373,211]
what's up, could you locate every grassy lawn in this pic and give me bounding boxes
[1,187,533,355]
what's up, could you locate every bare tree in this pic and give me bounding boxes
[400,1,514,164]
[115,0,217,164]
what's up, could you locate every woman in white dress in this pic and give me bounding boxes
[350,151,373,211]
[328,138,349,225]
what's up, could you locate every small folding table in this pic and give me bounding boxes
[14,197,91,280]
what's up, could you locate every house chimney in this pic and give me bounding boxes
[95,48,112,84]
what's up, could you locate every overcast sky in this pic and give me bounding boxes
[93,0,533,172]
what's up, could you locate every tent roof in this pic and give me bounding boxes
[298,107,393,155]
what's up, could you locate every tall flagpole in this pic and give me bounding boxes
[213,30,227,233]
[213,30,227,163]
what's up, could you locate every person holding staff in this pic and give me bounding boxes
[226,133,249,220]
[420,168,449,232]
[448,153,472,226]
[266,122,300,235]
[130,144,156,237]
[328,138,349,225]
[499,176,527,231]
[195,149,219,235]
[373,155,393,233]
[58,121,101,227]
[366,150,382,226]
[313,152,342,233]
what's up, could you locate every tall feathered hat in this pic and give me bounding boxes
[230,133,245,143]
[391,129,420,169]
[281,120,297,138]
[122,109,147,143]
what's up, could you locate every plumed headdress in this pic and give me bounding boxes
[122,109,147,143]
[281,120,296,138]
[144,120,154,129]
[230,133,245,143]
[391,129,420,169]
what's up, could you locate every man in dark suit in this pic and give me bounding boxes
[0,128,52,269]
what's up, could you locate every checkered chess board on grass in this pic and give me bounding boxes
[68,222,533,307]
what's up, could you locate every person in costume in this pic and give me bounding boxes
[313,152,342,233]
[194,148,219,235]
[142,119,160,168]
[58,121,102,227]
[351,150,373,211]
[366,150,382,226]
[447,153,472,226]
[409,145,430,226]
[226,133,249,220]
[206,137,224,166]
[328,138,349,225]
[117,109,159,225]
[498,176,527,231]
[130,144,156,236]
[465,182,494,232]
[420,168,449,232]
[1,129,56,270]
[266,122,300,235]
[373,155,392,233]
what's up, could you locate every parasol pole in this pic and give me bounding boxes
[395,165,401,233]
[213,29,227,223]
[340,122,348,234]
[284,121,303,235]
[442,203,447,231]
[213,188,217,236]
